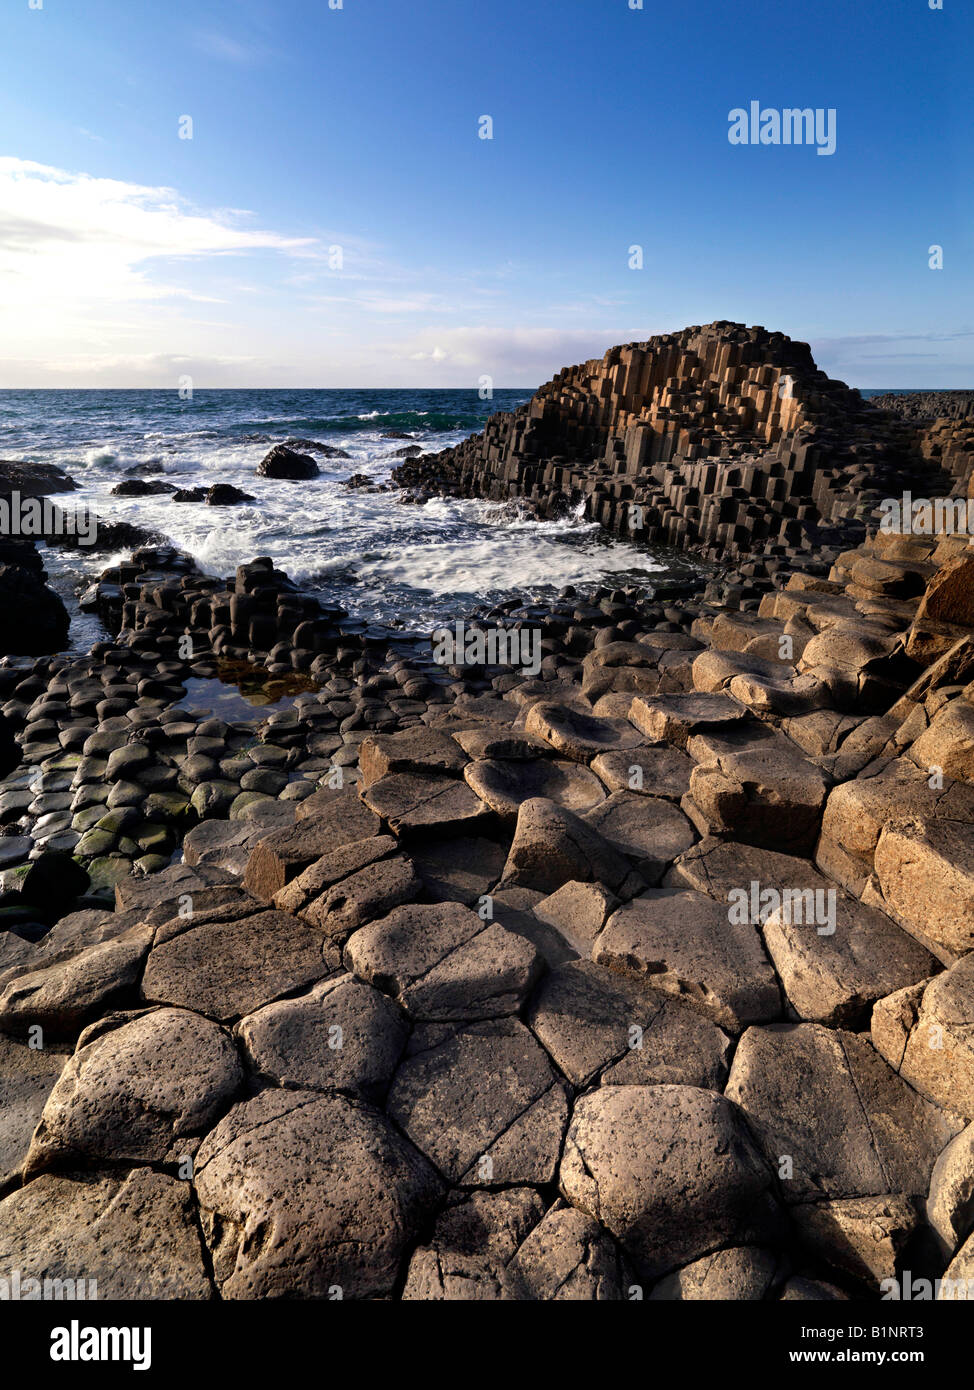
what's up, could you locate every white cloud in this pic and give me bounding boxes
[0,157,311,324]
[384,325,626,381]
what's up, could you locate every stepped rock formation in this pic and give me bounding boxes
[394,322,961,565]
[3,329,974,1302]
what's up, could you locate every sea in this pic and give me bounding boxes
[0,388,672,650]
[0,386,940,652]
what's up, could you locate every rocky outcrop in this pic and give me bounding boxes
[1,328,974,1303]
[256,444,320,480]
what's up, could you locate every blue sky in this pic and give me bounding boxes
[0,0,969,388]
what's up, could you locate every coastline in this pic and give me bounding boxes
[1,323,974,1303]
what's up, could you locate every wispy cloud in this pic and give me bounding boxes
[0,157,312,321]
[192,31,268,66]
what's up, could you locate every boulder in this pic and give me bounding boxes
[195,1088,442,1298]
[560,1085,781,1278]
[726,1023,960,1203]
[255,444,319,480]
[237,974,408,1100]
[594,888,781,1032]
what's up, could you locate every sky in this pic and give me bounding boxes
[0,0,970,390]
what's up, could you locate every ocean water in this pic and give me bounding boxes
[0,388,670,645]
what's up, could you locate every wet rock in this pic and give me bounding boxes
[255,444,319,481]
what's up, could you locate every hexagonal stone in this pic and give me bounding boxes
[242,790,380,900]
[560,1085,782,1279]
[872,956,974,1120]
[237,975,408,1100]
[141,910,332,1022]
[583,792,696,883]
[687,724,828,855]
[504,1201,630,1301]
[649,1246,779,1301]
[0,1033,70,1187]
[271,834,398,915]
[590,745,693,801]
[388,1019,568,1186]
[594,889,781,1032]
[359,727,468,786]
[299,854,422,944]
[411,835,506,905]
[24,1008,244,1173]
[402,1188,543,1300]
[464,757,606,825]
[763,887,938,1029]
[874,818,974,955]
[362,770,492,839]
[0,924,153,1040]
[533,880,619,955]
[927,1122,974,1259]
[345,901,542,1022]
[452,724,551,761]
[726,1023,960,1203]
[0,1168,212,1297]
[629,692,750,749]
[525,701,645,763]
[194,1088,442,1298]
[500,797,636,895]
[526,960,732,1089]
[791,1195,921,1287]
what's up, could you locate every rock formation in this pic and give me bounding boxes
[1,325,974,1302]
